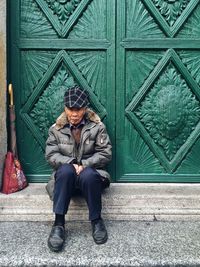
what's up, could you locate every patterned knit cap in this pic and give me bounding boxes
[64,85,89,108]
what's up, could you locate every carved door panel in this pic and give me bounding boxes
[9,0,115,182]
[116,0,200,182]
[9,0,200,183]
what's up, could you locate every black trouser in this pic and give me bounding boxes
[53,164,106,221]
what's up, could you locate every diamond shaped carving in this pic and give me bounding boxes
[125,49,200,172]
[35,0,91,37]
[142,0,199,37]
[21,50,107,148]
[30,64,75,139]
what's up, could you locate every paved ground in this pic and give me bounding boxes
[1,220,200,267]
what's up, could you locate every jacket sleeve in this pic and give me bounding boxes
[45,127,76,169]
[81,123,112,169]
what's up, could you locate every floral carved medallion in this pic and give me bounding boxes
[45,0,82,25]
[152,0,190,26]
[136,65,200,160]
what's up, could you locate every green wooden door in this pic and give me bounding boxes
[9,0,115,182]
[116,0,200,182]
[9,0,200,183]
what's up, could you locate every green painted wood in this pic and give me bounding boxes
[9,0,200,183]
[19,39,111,49]
[116,0,200,182]
[9,0,115,182]
[121,39,200,49]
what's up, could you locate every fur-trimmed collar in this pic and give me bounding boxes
[55,108,101,130]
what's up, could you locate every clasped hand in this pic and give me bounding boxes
[73,164,84,175]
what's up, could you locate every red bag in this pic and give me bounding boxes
[1,84,28,194]
[2,152,28,194]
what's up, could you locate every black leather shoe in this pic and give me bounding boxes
[92,219,108,244]
[48,225,65,252]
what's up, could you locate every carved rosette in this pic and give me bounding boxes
[152,0,190,26]
[136,65,200,160]
[45,0,81,25]
[30,64,75,138]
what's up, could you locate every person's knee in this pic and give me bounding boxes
[55,164,76,181]
[79,167,101,185]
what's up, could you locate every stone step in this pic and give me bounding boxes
[1,183,200,221]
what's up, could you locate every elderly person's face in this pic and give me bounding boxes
[65,107,86,126]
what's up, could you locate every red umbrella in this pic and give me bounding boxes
[1,84,28,194]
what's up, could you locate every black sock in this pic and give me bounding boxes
[91,216,101,224]
[54,214,65,226]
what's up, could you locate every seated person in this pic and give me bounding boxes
[45,85,112,252]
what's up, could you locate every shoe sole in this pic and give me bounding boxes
[93,234,108,245]
[48,240,64,253]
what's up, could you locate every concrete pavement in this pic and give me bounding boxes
[1,220,200,266]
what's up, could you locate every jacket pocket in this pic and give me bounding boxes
[58,143,74,156]
[60,137,70,144]
[83,138,95,154]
